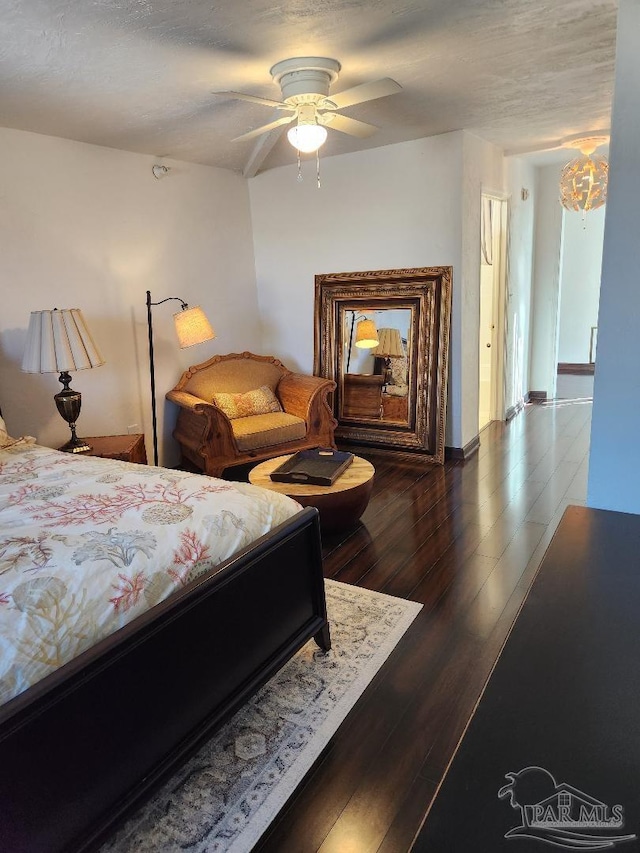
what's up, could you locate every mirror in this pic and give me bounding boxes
[314,267,452,463]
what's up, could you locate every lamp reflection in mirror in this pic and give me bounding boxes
[355,319,379,349]
[22,308,105,453]
[373,327,404,386]
[346,313,379,372]
[146,291,215,466]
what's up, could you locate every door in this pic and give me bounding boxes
[479,194,507,431]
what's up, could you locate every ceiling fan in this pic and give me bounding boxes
[215,57,402,156]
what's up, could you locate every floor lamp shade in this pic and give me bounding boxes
[355,318,379,349]
[22,308,105,453]
[173,306,215,349]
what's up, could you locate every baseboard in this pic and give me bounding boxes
[446,434,480,462]
[557,362,595,375]
[527,391,548,404]
[505,399,525,421]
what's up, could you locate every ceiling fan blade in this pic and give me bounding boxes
[232,114,295,142]
[323,78,402,110]
[319,112,377,138]
[213,91,290,110]
[244,123,289,179]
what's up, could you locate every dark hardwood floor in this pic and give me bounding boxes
[254,398,592,853]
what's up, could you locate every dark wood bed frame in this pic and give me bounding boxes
[0,505,329,852]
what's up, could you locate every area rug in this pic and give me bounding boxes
[101,580,422,853]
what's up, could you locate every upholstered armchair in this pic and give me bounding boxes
[166,352,337,478]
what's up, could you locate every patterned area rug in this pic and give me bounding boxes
[102,580,422,853]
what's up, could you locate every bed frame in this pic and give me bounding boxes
[0,506,329,852]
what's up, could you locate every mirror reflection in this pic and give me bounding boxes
[342,308,412,424]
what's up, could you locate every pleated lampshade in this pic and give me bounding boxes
[22,309,105,374]
[373,328,404,359]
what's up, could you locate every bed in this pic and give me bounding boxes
[0,430,330,852]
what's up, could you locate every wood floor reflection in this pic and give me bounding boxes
[254,400,591,853]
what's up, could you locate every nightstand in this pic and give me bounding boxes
[82,434,148,465]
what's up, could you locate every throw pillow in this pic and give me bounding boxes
[212,385,283,420]
[0,414,13,447]
[0,415,36,449]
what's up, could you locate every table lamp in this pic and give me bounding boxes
[22,308,105,452]
[372,327,404,386]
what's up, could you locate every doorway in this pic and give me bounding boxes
[478,194,508,431]
[555,206,605,402]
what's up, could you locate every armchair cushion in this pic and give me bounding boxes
[212,385,283,420]
[231,413,306,452]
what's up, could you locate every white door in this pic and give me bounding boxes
[478,195,507,431]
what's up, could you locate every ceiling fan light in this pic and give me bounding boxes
[287,123,328,153]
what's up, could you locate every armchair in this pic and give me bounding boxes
[166,352,337,478]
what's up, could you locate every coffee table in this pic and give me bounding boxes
[249,453,375,531]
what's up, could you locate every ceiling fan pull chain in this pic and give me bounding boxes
[316,150,321,189]
[297,149,303,183]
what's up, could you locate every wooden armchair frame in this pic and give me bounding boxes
[166,352,337,478]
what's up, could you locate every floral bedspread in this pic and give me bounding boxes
[0,442,302,707]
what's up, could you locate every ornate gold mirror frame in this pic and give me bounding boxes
[314,267,452,463]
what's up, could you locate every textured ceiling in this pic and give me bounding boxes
[0,0,617,174]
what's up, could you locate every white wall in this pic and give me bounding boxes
[504,156,536,412]
[588,0,640,513]
[0,127,260,466]
[250,132,463,444]
[528,163,564,397]
[249,131,505,450]
[557,207,605,363]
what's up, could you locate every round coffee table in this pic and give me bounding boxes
[249,454,375,531]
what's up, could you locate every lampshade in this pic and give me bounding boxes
[22,309,105,374]
[355,318,379,349]
[173,306,215,349]
[373,328,404,359]
[559,155,609,212]
[287,123,328,154]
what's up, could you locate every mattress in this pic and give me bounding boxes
[0,442,302,706]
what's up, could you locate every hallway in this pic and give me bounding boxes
[256,398,592,853]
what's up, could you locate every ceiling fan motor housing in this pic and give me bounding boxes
[270,57,341,106]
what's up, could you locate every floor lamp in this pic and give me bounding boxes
[346,311,379,372]
[146,291,215,466]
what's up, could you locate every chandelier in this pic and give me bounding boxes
[559,136,609,213]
